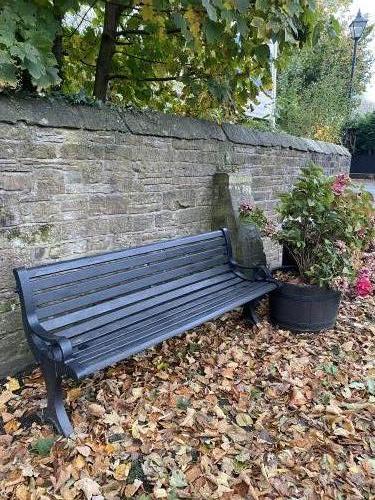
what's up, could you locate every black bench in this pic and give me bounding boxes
[14,229,277,436]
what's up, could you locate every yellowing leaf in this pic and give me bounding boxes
[124,479,143,497]
[73,454,86,470]
[15,484,29,500]
[0,390,14,407]
[5,378,20,392]
[236,413,253,427]
[131,421,141,439]
[141,5,154,22]
[67,387,82,402]
[4,419,20,434]
[114,462,131,481]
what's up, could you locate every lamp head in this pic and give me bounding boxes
[349,10,368,41]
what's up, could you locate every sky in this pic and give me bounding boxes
[348,0,375,102]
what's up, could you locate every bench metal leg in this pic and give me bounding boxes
[40,359,73,437]
[243,300,260,326]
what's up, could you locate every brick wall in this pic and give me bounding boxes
[0,96,350,375]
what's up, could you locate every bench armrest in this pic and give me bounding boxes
[28,316,73,363]
[230,260,279,285]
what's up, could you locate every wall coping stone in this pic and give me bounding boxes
[0,95,350,156]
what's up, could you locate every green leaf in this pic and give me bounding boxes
[255,0,268,11]
[234,0,250,14]
[31,437,55,456]
[251,16,265,29]
[203,19,221,43]
[202,0,217,22]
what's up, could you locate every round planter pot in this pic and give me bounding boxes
[269,282,341,332]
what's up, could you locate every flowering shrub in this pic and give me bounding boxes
[239,164,374,296]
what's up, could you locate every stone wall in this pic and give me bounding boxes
[0,96,350,375]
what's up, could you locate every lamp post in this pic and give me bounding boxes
[348,9,368,99]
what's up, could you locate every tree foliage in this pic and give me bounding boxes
[0,0,80,90]
[347,112,375,154]
[276,10,374,143]
[1,0,320,121]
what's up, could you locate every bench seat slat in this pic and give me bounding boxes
[68,277,243,346]
[67,281,275,379]
[40,266,232,330]
[72,280,261,360]
[34,246,226,305]
[30,236,225,288]
[52,273,240,338]
[37,254,228,319]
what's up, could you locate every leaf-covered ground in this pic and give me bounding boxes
[0,297,374,499]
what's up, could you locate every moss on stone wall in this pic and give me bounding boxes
[6,224,53,245]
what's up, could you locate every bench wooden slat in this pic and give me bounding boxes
[37,255,228,319]
[41,266,233,330]
[34,246,226,305]
[69,277,243,346]
[29,232,224,281]
[73,281,266,363]
[68,282,275,379]
[53,273,240,339]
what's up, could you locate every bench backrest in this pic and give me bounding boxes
[15,229,233,343]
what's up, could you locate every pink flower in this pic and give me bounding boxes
[332,174,350,195]
[355,273,373,297]
[264,221,277,237]
[239,200,255,216]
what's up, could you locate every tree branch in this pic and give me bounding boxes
[116,28,181,37]
[67,0,97,38]
[114,51,166,64]
[109,74,182,81]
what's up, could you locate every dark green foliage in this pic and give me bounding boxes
[349,112,375,153]
[0,0,80,90]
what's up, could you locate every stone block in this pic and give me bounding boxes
[128,214,155,232]
[121,108,226,141]
[162,190,196,210]
[1,172,31,192]
[59,143,105,160]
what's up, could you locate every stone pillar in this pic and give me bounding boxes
[212,172,266,274]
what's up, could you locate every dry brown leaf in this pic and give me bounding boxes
[289,387,307,407]
[235,413,253,427]
[75,477,101,499]
[87,403,106,417]
[124,479,142,497]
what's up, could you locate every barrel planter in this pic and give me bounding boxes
[269,282,341,332]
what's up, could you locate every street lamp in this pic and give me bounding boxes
[348,10,368,99]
